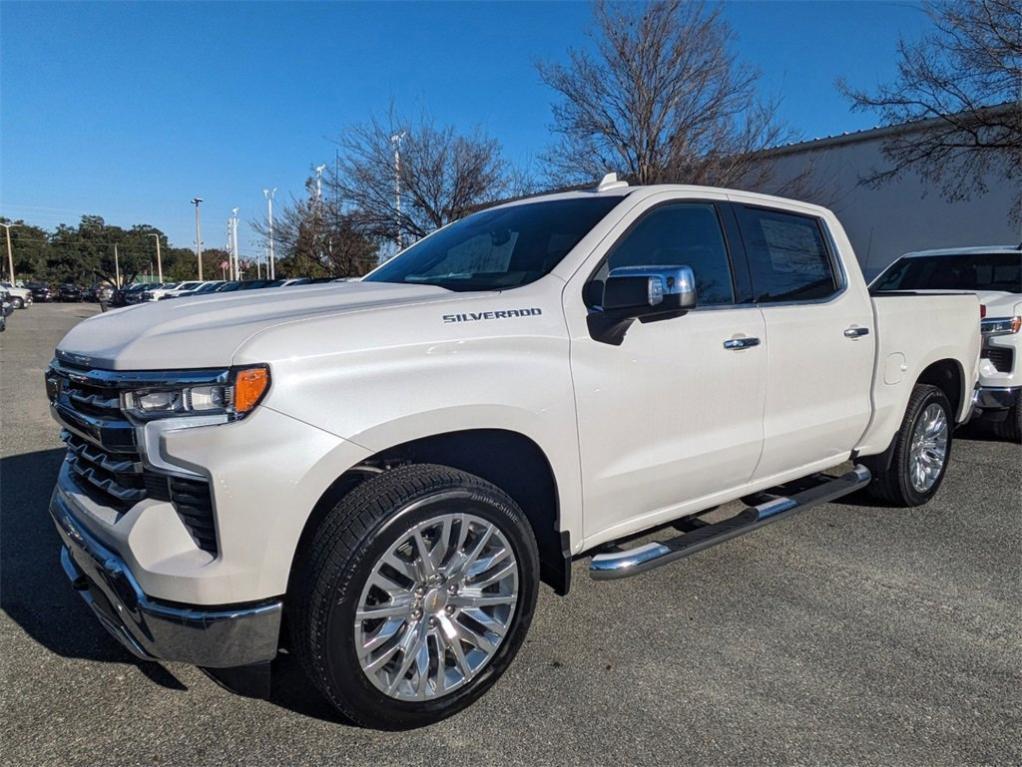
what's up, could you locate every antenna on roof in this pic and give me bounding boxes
[596,172,629,192]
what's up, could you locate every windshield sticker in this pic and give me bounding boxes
[443,308,542,323]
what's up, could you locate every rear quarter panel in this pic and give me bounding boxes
[858,293,980,456]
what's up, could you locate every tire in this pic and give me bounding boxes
[290,463,540,730]
[11,296,23,310]
[991,400,1022,443]
[862,384,954,507]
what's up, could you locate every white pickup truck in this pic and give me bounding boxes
[872,246,1021,441]
[47,180,980,729]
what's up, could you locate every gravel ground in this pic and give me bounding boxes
[2,303,1020,766]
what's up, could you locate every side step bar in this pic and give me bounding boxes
[589,465,871,580]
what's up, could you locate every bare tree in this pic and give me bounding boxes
[327,113,509,244]
[252,177,377,278]
[840,0,1022,215]
[537,0,796,189]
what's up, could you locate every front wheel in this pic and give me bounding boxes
[863,384,953,506]
[11,296,24,309]
[290,463,539,730]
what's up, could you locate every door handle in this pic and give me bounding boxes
[844,326,870,338]
[723,337,760,350]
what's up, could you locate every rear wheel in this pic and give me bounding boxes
[863,384,953,507]
[290,463,539,730]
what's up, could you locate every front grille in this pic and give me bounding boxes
[982,346,1014,373]
[61,430,146,511]
[50,362,219,555]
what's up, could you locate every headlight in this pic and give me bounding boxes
[981,316,1021,336]
[122,366,270,421]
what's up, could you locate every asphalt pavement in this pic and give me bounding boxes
[2,303,1019,766]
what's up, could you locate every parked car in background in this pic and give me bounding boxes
[872,245,1022,441]
[140,282,177,301]
[110,283,149,307]
[154,281,215,300]
[237,279,281,290]
[196,279,281,294]
[0,289,12,330]
[157,281,223,300]
[46,181,981,728]
[26,281,55,302]
[58,283,85,302]
[0,282,32,309]
[85,283,114,304]
[173,281,225,298]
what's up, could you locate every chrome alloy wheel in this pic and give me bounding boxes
[909,403,949,493]
[354,512,519,701]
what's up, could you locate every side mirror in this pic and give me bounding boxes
[587,265,697,346]
[602,265,697,317]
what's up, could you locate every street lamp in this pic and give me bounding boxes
[314,164,326,203]
[147,233,163,282]
[191,197,204,280]
[390,132,406,252]
[0,223,15,285]
[231,207,240,280]
[263,188,276,280]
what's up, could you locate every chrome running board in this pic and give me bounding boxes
[589,465,871,580]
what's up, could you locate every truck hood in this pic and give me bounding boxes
[56,282,461,370]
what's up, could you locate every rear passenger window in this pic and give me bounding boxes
[736,206,839,303]
[601,203,735,305]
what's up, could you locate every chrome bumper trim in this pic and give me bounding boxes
[971,386,1020,411]
[50,490,281,668]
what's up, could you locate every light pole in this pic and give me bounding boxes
[147,233,163,282]
[390,132,406,252]
[263,187,276,280]
[1,223,15,285]
[314,164,327,262]
[113,244,121,288]
[231,207,240,280]
[315,164,326,202]
[191,197,204,280]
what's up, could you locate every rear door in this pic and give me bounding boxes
[730,203,874,480]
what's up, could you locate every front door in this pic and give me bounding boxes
[565,196,767,545]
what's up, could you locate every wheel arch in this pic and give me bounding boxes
[917,358,966,421]
[862,357,966,474]
[289,428,572,599]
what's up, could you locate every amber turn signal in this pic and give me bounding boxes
[233,367,270,414]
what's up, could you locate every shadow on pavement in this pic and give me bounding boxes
[0,447,345,716]
[267,651,352,724]
[0,448,186,690]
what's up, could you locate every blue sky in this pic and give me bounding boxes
[1,1,931,253]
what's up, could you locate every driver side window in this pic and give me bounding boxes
[597,203,735,305]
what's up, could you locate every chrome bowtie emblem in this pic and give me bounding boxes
[60,351,92,366]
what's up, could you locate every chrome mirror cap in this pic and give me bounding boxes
[603,265,698,313]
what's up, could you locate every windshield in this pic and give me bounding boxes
[873,253,1021,293]
[365,196,623,291]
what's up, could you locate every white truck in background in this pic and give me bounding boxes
[47,179,979,729]
[1,281,32,309]
[872,245,1022,441]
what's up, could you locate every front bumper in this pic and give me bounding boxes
[971,385,1020,412]
[51,489,282,668]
